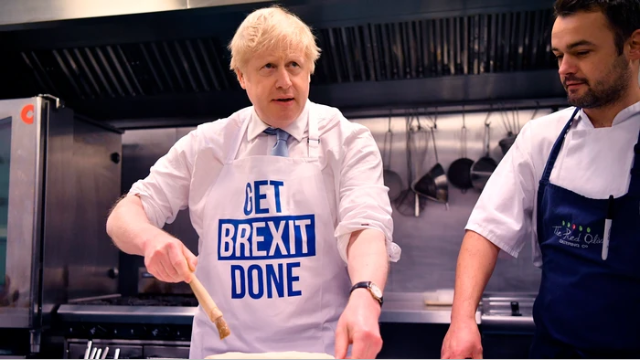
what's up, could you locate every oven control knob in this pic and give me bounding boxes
[510,301,522,316]
[107,268,119,279]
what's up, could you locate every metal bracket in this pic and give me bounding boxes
[38,94,64,109]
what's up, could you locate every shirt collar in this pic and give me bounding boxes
[576,101,640,128]
[247,100,309,142]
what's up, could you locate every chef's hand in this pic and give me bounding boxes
[441,318,483,359]
[334,290,383,359]
[141,228,198,283]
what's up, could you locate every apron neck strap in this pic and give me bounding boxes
[307,108,319,159]
[541,108,581,183]
[228,112,250,163]
[628,132,640,196]
[227,106,320,162]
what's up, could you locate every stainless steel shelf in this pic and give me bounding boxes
[57,305,198,325]
[57,292,481,325]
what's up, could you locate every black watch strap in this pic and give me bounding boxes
[349,281,383,306]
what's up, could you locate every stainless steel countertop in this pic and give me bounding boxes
[57,292,481,325]
[380,292,481,324]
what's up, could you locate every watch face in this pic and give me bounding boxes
[370,284,383,298]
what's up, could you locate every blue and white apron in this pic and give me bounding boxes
[189,108,350,359]
[531,108,640,358]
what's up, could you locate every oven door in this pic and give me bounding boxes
[0,97,46,328]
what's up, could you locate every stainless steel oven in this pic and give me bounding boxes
[0,96,122,351]
[0,96,48,328]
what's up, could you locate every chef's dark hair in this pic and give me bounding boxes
[553,0,640,55]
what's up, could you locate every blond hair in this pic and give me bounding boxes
[228,5,321,73]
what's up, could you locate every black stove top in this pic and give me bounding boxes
[75,295,198,307]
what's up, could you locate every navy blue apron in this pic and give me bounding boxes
[531,108,640,358]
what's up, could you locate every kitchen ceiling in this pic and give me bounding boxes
[0,0,566,126]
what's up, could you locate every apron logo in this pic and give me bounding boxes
[553,221,602,249]
[218,180,316,300]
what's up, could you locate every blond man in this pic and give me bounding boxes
[107,6,400,359]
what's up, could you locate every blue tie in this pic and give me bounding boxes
[263,128,291,157]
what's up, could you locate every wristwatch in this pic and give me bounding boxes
[349,281,383,306]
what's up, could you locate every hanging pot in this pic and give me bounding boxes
[382,115,403,201]
[413,125,449,206]
[499,104,539,155]
[470,120,497,191]
[447,109,474,191]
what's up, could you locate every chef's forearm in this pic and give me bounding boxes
[451,230,500,322]
[106,195,157,256]
[345,229,389,290]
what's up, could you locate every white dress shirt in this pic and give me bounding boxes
[129,100,400,263]
[466,102,640,267]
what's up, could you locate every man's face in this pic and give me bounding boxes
[551,11,631,109]
[236,46,311,128]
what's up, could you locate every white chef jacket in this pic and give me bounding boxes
[129,100,400,263]
[466,102,640,267]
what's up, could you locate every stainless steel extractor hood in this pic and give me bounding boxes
[0,0,566,125]
[0,0,271,27]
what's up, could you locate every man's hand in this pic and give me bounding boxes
[334,290,383,359]
[141,227,198,283]
[441,318,483,359]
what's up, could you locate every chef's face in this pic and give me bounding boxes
[551,11,634,109]
[236,46,311,128]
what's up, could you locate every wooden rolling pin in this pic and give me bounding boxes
[188,273,231,340]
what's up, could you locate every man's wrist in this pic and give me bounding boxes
[349,281,384,307]
[450,305,480,324]
[349,289,383,313]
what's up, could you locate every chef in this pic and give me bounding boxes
[441,0,639,358]
[106,5,400,359]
